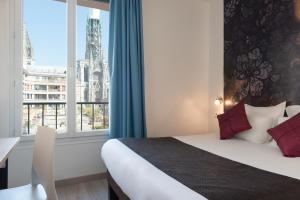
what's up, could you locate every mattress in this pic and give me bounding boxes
[101,133,300,200]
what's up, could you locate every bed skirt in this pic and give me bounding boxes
[107,171,130,200]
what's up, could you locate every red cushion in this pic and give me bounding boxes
[217,100,251,139]
[268,113,300,157]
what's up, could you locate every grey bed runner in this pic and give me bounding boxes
[119,137,300,200]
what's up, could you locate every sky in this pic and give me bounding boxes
[24,0,109,68]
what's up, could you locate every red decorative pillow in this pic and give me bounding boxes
[217,100,252,140]
[267,113,300,157]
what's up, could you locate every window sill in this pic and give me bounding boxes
[17,130,109,148]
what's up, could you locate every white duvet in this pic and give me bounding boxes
[101,133,300,200]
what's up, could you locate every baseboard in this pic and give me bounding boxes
[55,173,106,187]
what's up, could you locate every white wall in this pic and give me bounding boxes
[9,137,107,187]
[0,0,11,138]
[208,0,224,131]
[143,0,211,137]
[0,0,224,187]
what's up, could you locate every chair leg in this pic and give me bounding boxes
[45,182,58,200]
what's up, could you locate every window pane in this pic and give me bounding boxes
[22,0,67,135]
[76,5,109,132]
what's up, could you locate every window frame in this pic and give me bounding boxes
[10,0,109,139]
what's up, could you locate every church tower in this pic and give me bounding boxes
[85,9,105,102]
[23,24,34,67]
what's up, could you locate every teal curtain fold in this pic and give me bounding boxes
[108,0,147,138]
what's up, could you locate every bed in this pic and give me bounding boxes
[101,133,300,200]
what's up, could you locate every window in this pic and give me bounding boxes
[76,4,109,132]
[18,0,109,136]
[34,85,47,91]
[48,85,60,92]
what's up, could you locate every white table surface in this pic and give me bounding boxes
[0,138,20,168]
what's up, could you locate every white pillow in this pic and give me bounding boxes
[268,139,279,148]
[277,116,290,125]
[286,105,300,117]
[236,115,274,144]
[245,101,286,127]
[237,102,286,144]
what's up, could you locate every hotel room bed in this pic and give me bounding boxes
[101,133,300,200]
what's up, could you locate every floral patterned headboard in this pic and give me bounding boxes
[224,0,300,109]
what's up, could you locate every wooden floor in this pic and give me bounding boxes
[56,179,108,200]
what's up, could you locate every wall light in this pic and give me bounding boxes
[214,97,223,106]
[214,97,223,117]
[225,99,233,106]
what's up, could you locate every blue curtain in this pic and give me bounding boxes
[108,0,147,138]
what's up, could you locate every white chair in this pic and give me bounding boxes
[0,126,58,200]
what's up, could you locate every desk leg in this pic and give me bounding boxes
[0,160,8,189]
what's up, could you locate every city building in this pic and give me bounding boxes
[23,24,66,103]
[77,9,109,102]
[23,66,66,102]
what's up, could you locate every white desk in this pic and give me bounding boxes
[0,137,20,189]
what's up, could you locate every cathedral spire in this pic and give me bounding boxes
[83,8,106,102]
[23,23,34,67]
[89,9,100,20]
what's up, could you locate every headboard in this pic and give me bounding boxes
[224,0,300,110]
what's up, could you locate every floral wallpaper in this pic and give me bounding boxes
[224,0,300,108]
